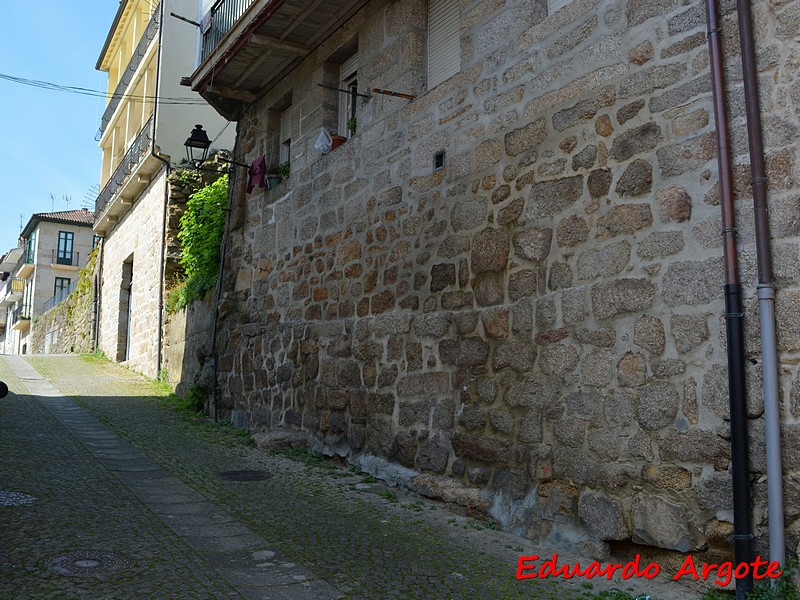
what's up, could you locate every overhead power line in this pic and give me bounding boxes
[0,72,210,106]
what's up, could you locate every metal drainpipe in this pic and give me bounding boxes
[209,155,239,423]
[736,0,786,568]
[93,240,104,352]
[705,1,755,597]
[151,0,171,379]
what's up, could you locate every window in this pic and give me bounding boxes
[93,235,102,249]
[25,231,36,263]
[54,277,71,298]
[279,107,292,165]
[548,0,572,13]
[57,231,74,266]
[339,53,359,138]
[428,0,460,89]
[23,280,33,317]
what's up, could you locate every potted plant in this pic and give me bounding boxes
[346,116,357,136]
[277,160,290,178]
[266,165,282,188]
[330,130,346,150]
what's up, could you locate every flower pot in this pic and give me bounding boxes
[330,135,347,150]
[266,175,282,189]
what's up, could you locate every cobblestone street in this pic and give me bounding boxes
[0,355,696,599]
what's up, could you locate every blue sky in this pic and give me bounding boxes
[0,2,120,253]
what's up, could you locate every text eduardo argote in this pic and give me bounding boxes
[517,553,783,587]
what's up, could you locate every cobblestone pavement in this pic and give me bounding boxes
[0,355,699,599]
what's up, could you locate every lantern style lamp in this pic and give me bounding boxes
[184,124,211,165]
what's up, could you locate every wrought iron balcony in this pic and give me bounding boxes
[199,0,257,65]
[51,250,81,268]
[99,2,161,137]
[14,239,35,275]
[11,305,31,329]
[95,115,154,217]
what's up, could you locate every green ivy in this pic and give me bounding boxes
[167,173,228,313]
[178,173,228,277]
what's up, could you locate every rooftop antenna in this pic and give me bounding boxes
[50,193,55,212]
[19,213,23,234]
[83,185,100,210]
[63,194,71,210]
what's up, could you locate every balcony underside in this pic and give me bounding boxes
[94,153,164,236]
[0,292,22,307]
[16,263,33,279]
[12,318,30,332]
[190,0,367,120]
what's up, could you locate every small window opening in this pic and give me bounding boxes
[434,150,446,171]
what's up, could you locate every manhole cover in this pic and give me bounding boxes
[0,491,36,506]
[218,469,271,481]
[47,551,134,577]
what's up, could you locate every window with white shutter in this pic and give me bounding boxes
[548,0,572,13]
[279,107,291,164]
[339,53,359,138]
[427,0,460,90]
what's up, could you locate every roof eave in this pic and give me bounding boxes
[97,0,130,71]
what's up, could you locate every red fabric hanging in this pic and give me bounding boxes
[247,156,267,193]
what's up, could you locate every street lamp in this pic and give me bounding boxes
[184,124,211,165]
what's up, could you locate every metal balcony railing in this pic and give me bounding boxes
[14,239,35,273]
[199,0,256,64]
[95,115,154,217]
[99,2,162,137]
[51,250,81,267]
[11,305,30,324]
[42,280,78,314]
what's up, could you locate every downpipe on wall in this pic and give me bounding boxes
[209,151,240,423]
[92,238,104,352]
[152,0,171,379]
[736,0,786,569]
[705,1,754,597]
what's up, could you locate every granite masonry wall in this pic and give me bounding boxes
[161,158,230,396]
[97,169,168,378]
[162,295,215,397]
[30,250,98,355]
[215,0,800,561]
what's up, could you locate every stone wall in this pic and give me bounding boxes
[162,295,215,397]
[161,157,230,396]
[97,169,168,378]
[30,250,98,355]
[215,0,800,560]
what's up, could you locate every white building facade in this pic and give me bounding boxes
[94,0,234,377]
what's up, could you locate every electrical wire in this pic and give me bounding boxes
[211,120,232,144]
[0,72,210,105]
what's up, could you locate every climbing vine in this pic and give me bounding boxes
[166,174,228,313]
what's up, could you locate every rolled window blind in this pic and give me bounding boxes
[428,0,460,89]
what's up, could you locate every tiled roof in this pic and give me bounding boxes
[32,209,95,225]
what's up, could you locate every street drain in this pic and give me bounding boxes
[47,551,134,577]
[218,469,271,481]
[0,491,36,506]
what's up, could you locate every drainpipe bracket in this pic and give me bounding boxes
[756,284,775,300]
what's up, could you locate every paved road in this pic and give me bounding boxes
[0,355,696,599]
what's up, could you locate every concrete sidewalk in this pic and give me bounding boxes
[0,355,698,599]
